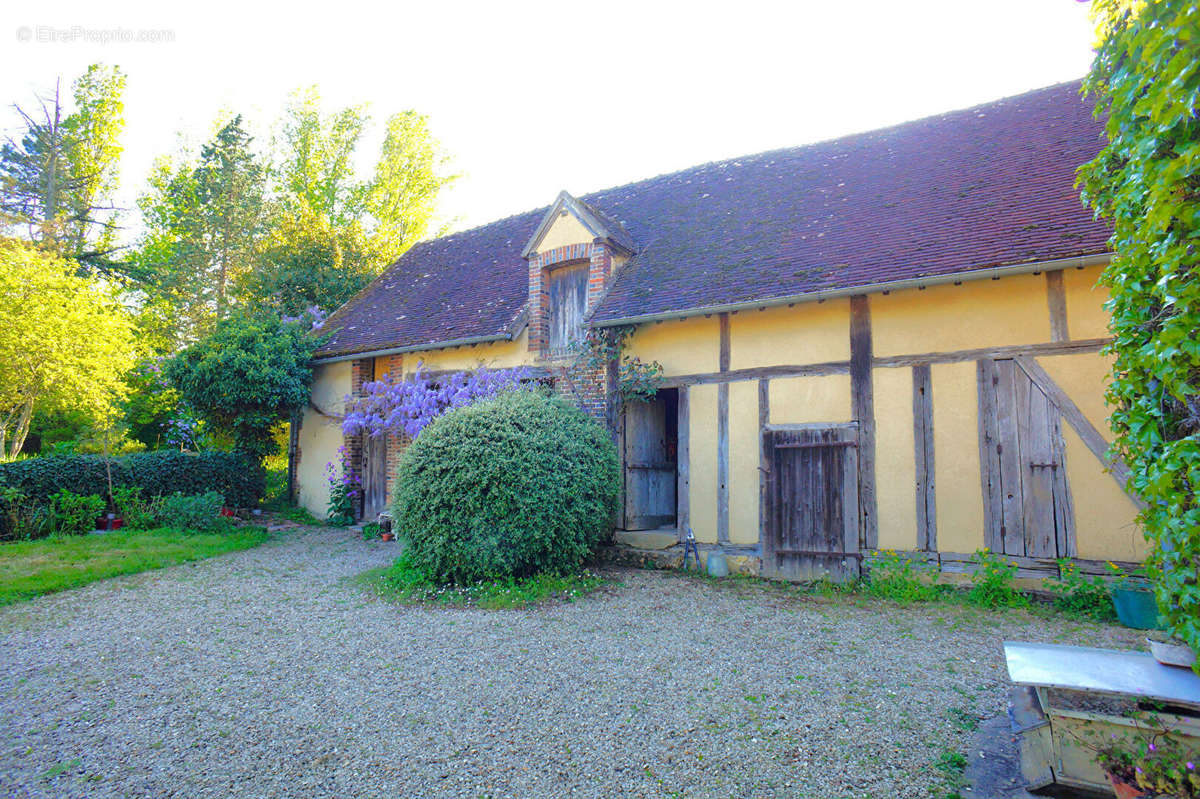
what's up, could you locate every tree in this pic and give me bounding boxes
[1079,0,1200,659]
[277,87,370,228]
[165,311,323,463]
[236,206,374,316]
[0,64,126,270]
[0,239,135,460]
[133,115,265,338]
[239,89,452,315]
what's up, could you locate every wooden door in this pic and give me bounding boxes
[362,434,388,521]
[978,359,1075,558]
[623,392,678,530]
[546,263,588,354]
[762,424,860,582]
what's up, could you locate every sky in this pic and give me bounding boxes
[0,0,1100,239]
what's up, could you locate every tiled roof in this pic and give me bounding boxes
[314,208,544,359]
[314,80,1110,358]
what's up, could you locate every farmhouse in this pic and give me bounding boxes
[295,80,1144,580]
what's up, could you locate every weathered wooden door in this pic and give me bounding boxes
[546,263,588,354]
[762,424,860,581]
[362,434,388,521]
[623,392,678,530]
[978,359,1075,558]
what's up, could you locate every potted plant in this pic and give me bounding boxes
[1087,719,1199,799]
[1108,563,1161,630]
[1096,744,1145,799]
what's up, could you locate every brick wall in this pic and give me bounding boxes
[524,239,622,428]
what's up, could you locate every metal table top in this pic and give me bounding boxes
[1004,642,1200,708]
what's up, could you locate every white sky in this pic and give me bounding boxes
[0,0,1099,239]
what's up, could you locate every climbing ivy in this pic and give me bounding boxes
[579,326,664,403]
[1078,0,1200,660]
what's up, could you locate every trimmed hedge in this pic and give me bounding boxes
[0,451,265,509]
[392,391,620,584]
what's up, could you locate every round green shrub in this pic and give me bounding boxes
[392,391,619,584]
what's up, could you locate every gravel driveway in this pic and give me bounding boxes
[0,527,1142,798]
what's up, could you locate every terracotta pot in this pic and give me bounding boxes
[1107,772,1146,799]
[380,532,395,542]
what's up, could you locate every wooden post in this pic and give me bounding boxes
[912,365,936,551]
[758,379,770,560]
[1046,271,1069,343]
[717,312,731,545]
[849,296,878,550]
[677,387,690,541]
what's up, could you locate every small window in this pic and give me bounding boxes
[546,262,588,354]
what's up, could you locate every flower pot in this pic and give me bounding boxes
[1112,586,1160,630]
[1149,637,1197,669]
[1107,772,1146,799]
[380,532,395,542]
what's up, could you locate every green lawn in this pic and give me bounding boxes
[0,527,270,606]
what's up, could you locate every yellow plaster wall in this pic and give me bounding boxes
[1062,265,1111,340]
[1036,352,1115,441]
[627,316,721,376]
[728,381,761,546]
[401,329,535,374]
[729,300,850,369]
[930,362,985,554]
[297,360,351,518]
[534,212,593,252]
[768,374,852,424]
[1063,426,1146,561]
[688,384,719,544]
[873,367,918,551]
[872,274,1051,357]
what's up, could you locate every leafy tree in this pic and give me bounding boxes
[1079,0,1200,659]
[277,87,370,229]
[132,115,265,338]
[0,239,135,460]
[239,89,452,315]
[364,110,448,260]
[165,311,323,462]
[0,64,126,270]
[236,206,374,316]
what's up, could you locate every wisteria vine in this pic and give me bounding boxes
[341,366,534,440]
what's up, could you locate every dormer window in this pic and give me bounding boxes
[522,190,635,358]
[546,261,588,354]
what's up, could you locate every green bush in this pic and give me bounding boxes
[46,490,106,536]
[0,451,264,529]
[122,452,262,507]
[111,485,158,530]
[0,487,49,541]
[967,549,1029,609]
[392,391,620,584]
[1044,559,1115,621]
[1080,0,1200,664]
[156,491,231,534]
[863,550,946,603]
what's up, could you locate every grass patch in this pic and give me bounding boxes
[358,552,607,610]
[931,748,968,798]
[0,526,270,606]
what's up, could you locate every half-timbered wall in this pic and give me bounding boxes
[634,263,1146,575]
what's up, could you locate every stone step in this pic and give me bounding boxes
[614,530,679,550]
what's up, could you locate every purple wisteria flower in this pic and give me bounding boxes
[342,365,534,441]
